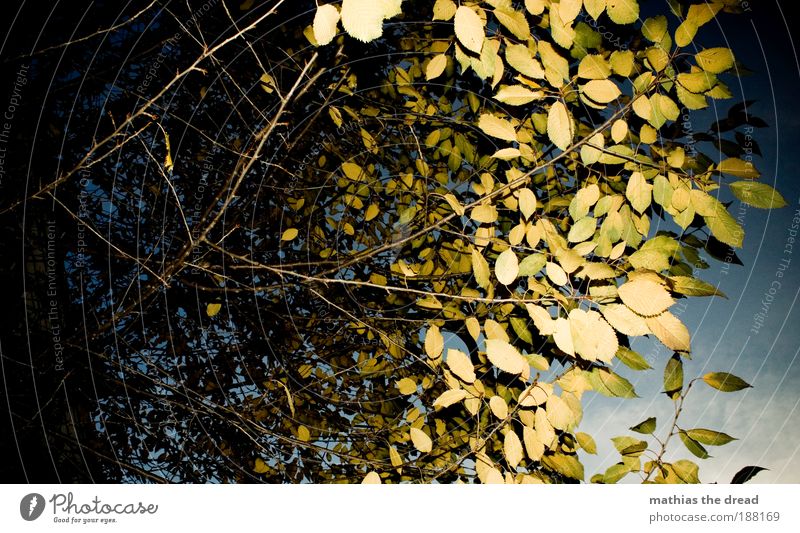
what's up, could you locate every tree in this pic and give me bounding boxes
[0,0,781,483]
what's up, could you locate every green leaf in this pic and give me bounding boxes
[542,453,584,480]
[679,431,710,459]
[589,368,638,398]
[616,347,652,371]
[602,463,632,484]
[510,317,533,344]
[642,16,668,43]
[671,460,700,484]
[663,355,683,396]
[702,372,752,392]
[568,216,597,243]
[518,253,547,277]
[704,203,744,248]
[630,417,657,435]
[669,276,727,298]
[730,181,788,209]
[612,436,648,456]
[576,432,597,454]
[686,429,736,446]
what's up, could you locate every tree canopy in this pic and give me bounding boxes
[0,0,781,484]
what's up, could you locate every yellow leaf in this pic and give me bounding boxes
[519,382,552,407]
[478,113,517,142]
[433,388,468,408]
[535,408,556,446]
[206,303,222,317]
[526,304,556,335]
[484,319,509,342]
[618,278,674,316]
[313,4,340,46]
[340,0,402,43]
[454,5,485,54]
[568,217,597,243]
[525,0,547,16]
[578,54,612,79]
[547,100,573,151]
[396,377,417,395]
[410,427,433,453]
[341,161,365,180]
[518,188,537,219]
[504,430,524,469]
[446,348,476,383]
[606,0,639,25]
[626,171,653,214]
[642,15,668,43]
[546,261,569,286]
[539,41,570,87]
[601,304,650,336]
[610,49,635,76]
[389,446,403,468]
[611,119,629,143]
[466,317,481,340]
[489,395,508,419]
[281,228,299,241]
[362,471,382,484]
[677,71,717,93]
[559,0,583,23]
[580,132,605,165]
[567,308,619,363]
[495,5,530,40]
[717,157,760,179]
[425,324,444,359]
[675,19,698,47]
[486,339,527,374]
[583,79,622,104]
[163,131,173,173]
[494,85,544,105]
[443,193,465,216]
[484,467,505,484]
[695,47,735,74]
[471,204,498,223]
[471,249,491,289]
[646,311,691,351]
[432,0,457,21]
[523,426,544,461]
[253,458,269,474]
[546,395,574,430]
[426,54,448,80]
[492,148,521,160]
[365,203,380,221]
[495,248,519,286]
[297,425,311,442]
[505,43,545,79]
